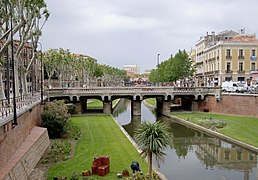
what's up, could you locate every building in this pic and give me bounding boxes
[194,30,258,86]
[123,64,140,76]
[0,40,38,99]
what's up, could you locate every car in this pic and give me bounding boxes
[221,81,247,93]
[247,85,258,94]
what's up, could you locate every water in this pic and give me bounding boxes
[113,99,258,180]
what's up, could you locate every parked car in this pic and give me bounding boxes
[247,85,258,94]
[221,81,247,93]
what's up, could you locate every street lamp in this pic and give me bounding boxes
[35,42,43,104]
[157,53,160,86]
[8,0,17,126]
[5,0,10,105]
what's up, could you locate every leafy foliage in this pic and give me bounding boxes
[134,121,170,180]
[41,100,69,138]
[149,50,195,84]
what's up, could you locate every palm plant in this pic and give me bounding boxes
[134,121,170,180]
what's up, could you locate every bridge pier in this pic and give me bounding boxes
[156,98,171,115]
[103,100,112,114]
[191,101,199,111]
[78,97,87,114]
[131,100,141,116]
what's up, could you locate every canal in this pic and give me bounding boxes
[112,99,258,180]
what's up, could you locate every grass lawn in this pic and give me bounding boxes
[87,99,119,108]
[173,112,258,147]
[47,115,148,179]
[87,99,103,108]
[144,98,156,107]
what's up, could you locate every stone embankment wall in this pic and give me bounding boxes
[0,127,49,180]
[0,103,49,179]
[198,94,258,118]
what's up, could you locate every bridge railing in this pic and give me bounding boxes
[47,86,219,95]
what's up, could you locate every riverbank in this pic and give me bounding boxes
[47,115,152,179]
[143,99,258,153]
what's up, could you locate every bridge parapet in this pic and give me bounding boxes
[47,86,219,101]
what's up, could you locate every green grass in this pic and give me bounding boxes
[173,112,258,147]
[144,98,156,107]
[47,115,148,179]
[87,99,103,108]
[87,99,119,108]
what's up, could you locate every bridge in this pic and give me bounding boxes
[47,86,221,115]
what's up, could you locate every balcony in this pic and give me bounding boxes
[226,56,232,59]
[237,70,245,74]
[225,70,233,74]
[204,71,215,75]
[238,56,245,60]
[208,57,216,61]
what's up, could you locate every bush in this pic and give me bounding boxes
[41,100,70,138]
[67,103,76,115]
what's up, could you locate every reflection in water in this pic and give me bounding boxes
[113,99,258,180]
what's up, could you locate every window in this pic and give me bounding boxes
[239,49,244,57]
[252,49,256,56]
[238,77,245,82]
[225,77,232,81]
[251,63,256,71]
[226,49,231,57]
[226,62,231,72]
[239,62,243,71]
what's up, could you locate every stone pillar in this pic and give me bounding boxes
[103,100,112,114]
[131,100,141,116]
[156,98,171,115]
[74,102,82,114]
[191,101,199,111]
[162,100,171,115]
[80,97,87,114]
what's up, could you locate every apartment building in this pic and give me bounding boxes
[123,64,140,76]
[194,30,258,86]
[0,40,38,99]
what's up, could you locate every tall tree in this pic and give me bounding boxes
[149,50,195,85]
[0,0,49,96]
[134,121,170,180]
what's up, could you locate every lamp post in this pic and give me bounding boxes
[9,0,17,126]
[5,1,10,105]
[36,42,43,104]
[157,53,160,87]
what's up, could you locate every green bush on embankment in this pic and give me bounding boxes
[47,115,148,179]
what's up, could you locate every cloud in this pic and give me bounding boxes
[41,0,258,73]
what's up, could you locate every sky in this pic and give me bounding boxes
[41,0,258,73]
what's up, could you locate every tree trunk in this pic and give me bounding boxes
[148,152,152,180]
[0,71,6,99]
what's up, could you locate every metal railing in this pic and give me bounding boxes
[0,93,41,119]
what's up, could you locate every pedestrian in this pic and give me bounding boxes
[130,162,142,176]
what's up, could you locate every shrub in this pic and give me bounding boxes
[67,103,76,115]
[41,100,70,138]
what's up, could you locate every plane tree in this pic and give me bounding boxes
[0,0,49,96]
[149,50,195,86]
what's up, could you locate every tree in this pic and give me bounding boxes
[134,121,170,180]
[0,0,49,97]
[149,50,195,85]
[41,100,69,138]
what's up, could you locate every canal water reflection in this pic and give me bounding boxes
[113,99,258,180]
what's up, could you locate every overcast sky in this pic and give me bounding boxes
[41,0,258,73]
